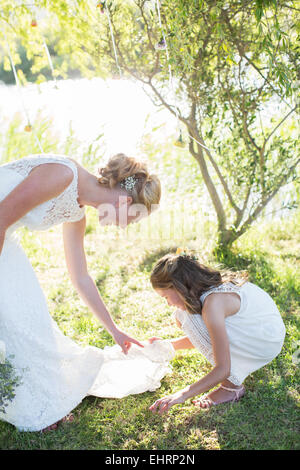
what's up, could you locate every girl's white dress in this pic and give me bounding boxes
[0,154,175,432]
[174,282,286,385]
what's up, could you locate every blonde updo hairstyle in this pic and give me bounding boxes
[98,153,161,213]
[150,253,248,315]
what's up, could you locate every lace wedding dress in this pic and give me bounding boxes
[0,154,175,432]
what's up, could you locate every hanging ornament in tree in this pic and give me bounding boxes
[174,130,185,148]
[155,37,166,50]
[97,1,106,13]
[31,19,38,27]
[24,124,33,132]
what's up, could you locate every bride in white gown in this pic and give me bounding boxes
[0,153,175,432]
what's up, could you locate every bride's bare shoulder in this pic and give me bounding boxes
[67,157,82,168]
[67,157,87,176]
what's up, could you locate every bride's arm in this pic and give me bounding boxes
[0,164,73,256]
[63,216,118,334]
[0,229,5,256]
[63,217,143,353]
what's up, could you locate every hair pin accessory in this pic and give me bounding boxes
[176,247,198,261]
[155,37,166,50]
[120,175,138,192]
[97,1,106,13]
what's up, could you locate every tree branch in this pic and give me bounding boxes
[135,0,156,53]
[200,135,242,216]
[147,79,188,123]
[188,127,228,233]
[221,8,294,110]
[263,105,298,149]
[235,158,300,237]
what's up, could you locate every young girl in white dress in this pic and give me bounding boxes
[148,251,286,415]
[0,152,176,432]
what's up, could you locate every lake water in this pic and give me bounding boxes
[0,77,296,221]
[0,77,175,158]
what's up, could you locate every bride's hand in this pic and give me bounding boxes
[112,329,144,355]
[0,228,6,256]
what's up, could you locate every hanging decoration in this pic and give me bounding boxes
[155,37,166,50]
[42,37,59,89]
[1,0,214,156]
[96,0,122,79]
[154,0,185,149]
[174,129,185,148]
[30,1,59,89]
[1,0,62,152]
[2,29,44,150]
[155,1,212,153]
[97,1,106,14]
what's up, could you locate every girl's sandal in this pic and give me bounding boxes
[218,385,245,403]
[193,385,245,407]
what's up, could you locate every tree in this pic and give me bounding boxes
[0,0,299,246]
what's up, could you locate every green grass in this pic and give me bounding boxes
[0,115,299,450]
[0,208,299,450]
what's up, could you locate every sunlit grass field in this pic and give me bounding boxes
[0,119,299,450]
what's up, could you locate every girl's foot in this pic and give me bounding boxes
[41,414,74,433]
[192,385,245,409]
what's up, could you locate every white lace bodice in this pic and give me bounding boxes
[175,283,242,355]
[0,154,85,233]
[199,282,242,305]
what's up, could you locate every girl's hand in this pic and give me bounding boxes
[149,390,186,415]
[112,329,144,355]
[147,337,162,344]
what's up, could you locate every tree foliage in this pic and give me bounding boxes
[0,0,299,245]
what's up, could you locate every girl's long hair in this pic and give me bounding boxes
[150,253,248,314]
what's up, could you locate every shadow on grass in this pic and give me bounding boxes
[181,372,299,450]
[40,361,299,450]
[1,358,298,450]
[58,392,206,450]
